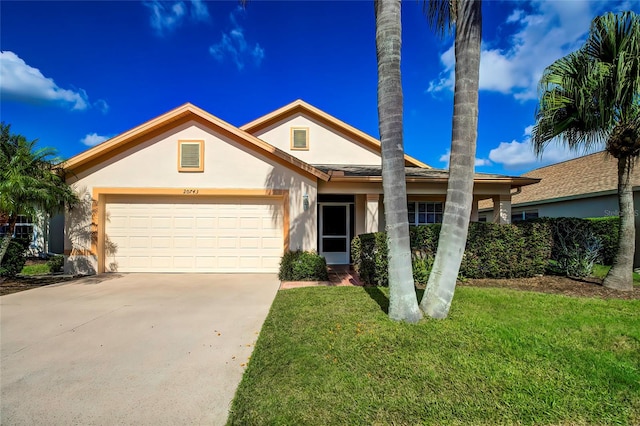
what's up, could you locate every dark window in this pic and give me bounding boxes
[0,215,34,239]
[407,202,443,225]
[322,238,347,252]
[511,210,539,222]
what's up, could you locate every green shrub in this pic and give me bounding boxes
[352,222,552,286]
[411,250,433,285]
[541,219,603,277]
[587,217,619,265]
[0,238,30,278]
[278,250,329,281]
[47,255,65,273]
[351,232,388,286]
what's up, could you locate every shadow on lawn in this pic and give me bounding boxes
[363,286,425,314]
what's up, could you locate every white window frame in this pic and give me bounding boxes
[407,202,443,225]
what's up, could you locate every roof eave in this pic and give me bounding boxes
[326,176,541,186]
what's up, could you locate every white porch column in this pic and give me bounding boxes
[492,194,512,224]
[470,197,479,222]
[366,194,380,233]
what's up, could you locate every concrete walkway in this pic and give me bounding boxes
[1,273,279,425]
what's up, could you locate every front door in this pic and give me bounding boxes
[319,204,350,264]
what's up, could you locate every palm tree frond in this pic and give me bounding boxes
[423,0,455,36]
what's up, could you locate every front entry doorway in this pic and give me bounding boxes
[319,203,351,264]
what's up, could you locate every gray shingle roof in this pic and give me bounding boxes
[478,151,640,209]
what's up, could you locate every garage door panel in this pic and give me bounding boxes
[262,237,282,249]
[129,237,150,249]
[218,237,237,249]
[196,237,216,248]
[218,256,239,269]
[239,237,260,249]
[105,196,284,273]
[173,237,194,248]
[151,257,171,268]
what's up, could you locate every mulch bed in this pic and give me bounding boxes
[460,275,640,300]
[0,275,78,296]
[2,271,638,299]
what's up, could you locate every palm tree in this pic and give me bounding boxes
[532,11,639,291]
[0,123,78,264]
[419,0,483,318]
[375,0,422,323]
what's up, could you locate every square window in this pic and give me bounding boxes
[291,128,309,150]
[178,140,204,172]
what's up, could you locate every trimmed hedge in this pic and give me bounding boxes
[351,232,388,287]
[585,217,620,265]
[279,250,329,281]
[352,216,620,286]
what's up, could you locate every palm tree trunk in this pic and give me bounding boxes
[375,0,422,323]
[0,215,18,265]
[603,158,635,291]
[420,0,482,318]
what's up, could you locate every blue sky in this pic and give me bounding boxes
[1,0,637,175]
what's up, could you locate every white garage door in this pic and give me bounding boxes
[104,196,284,273]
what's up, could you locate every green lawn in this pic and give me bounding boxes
[228,286,640,425]
[592,264,640,284]
[20,263,50,275]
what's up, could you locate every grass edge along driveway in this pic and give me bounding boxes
[228,286,640,425]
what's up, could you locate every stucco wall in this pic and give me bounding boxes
[65,120,317,274]
[253,114,382,165]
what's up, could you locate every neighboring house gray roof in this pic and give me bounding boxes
[313,164,538,186]
[479,151,640,210]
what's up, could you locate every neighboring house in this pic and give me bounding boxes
[0,213,63,257]
[478,151,640,267]
[62,100,537,274]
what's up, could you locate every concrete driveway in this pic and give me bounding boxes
[1,273,280,425]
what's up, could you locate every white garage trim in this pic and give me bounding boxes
[92,188,289,273]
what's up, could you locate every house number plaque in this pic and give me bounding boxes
[183,189,199,195]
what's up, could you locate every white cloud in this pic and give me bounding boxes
[190,0,210,21]
[144,0,209,36]
[0,51,90,110]
[474,158,493,167]
[80,133,109,147]
[506,9,524,23]
[209,7,264,70]
[523,124,534,136]
[428,1,610,100]
[94,99,109,114]
[439,150,492,168]
[488,131,604,171]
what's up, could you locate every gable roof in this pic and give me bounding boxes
[240,99,431,169]
[63,103,330,181]
[479,151,640,209]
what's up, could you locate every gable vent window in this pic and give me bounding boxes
[291,127,309,150]
[178,140,204,172]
